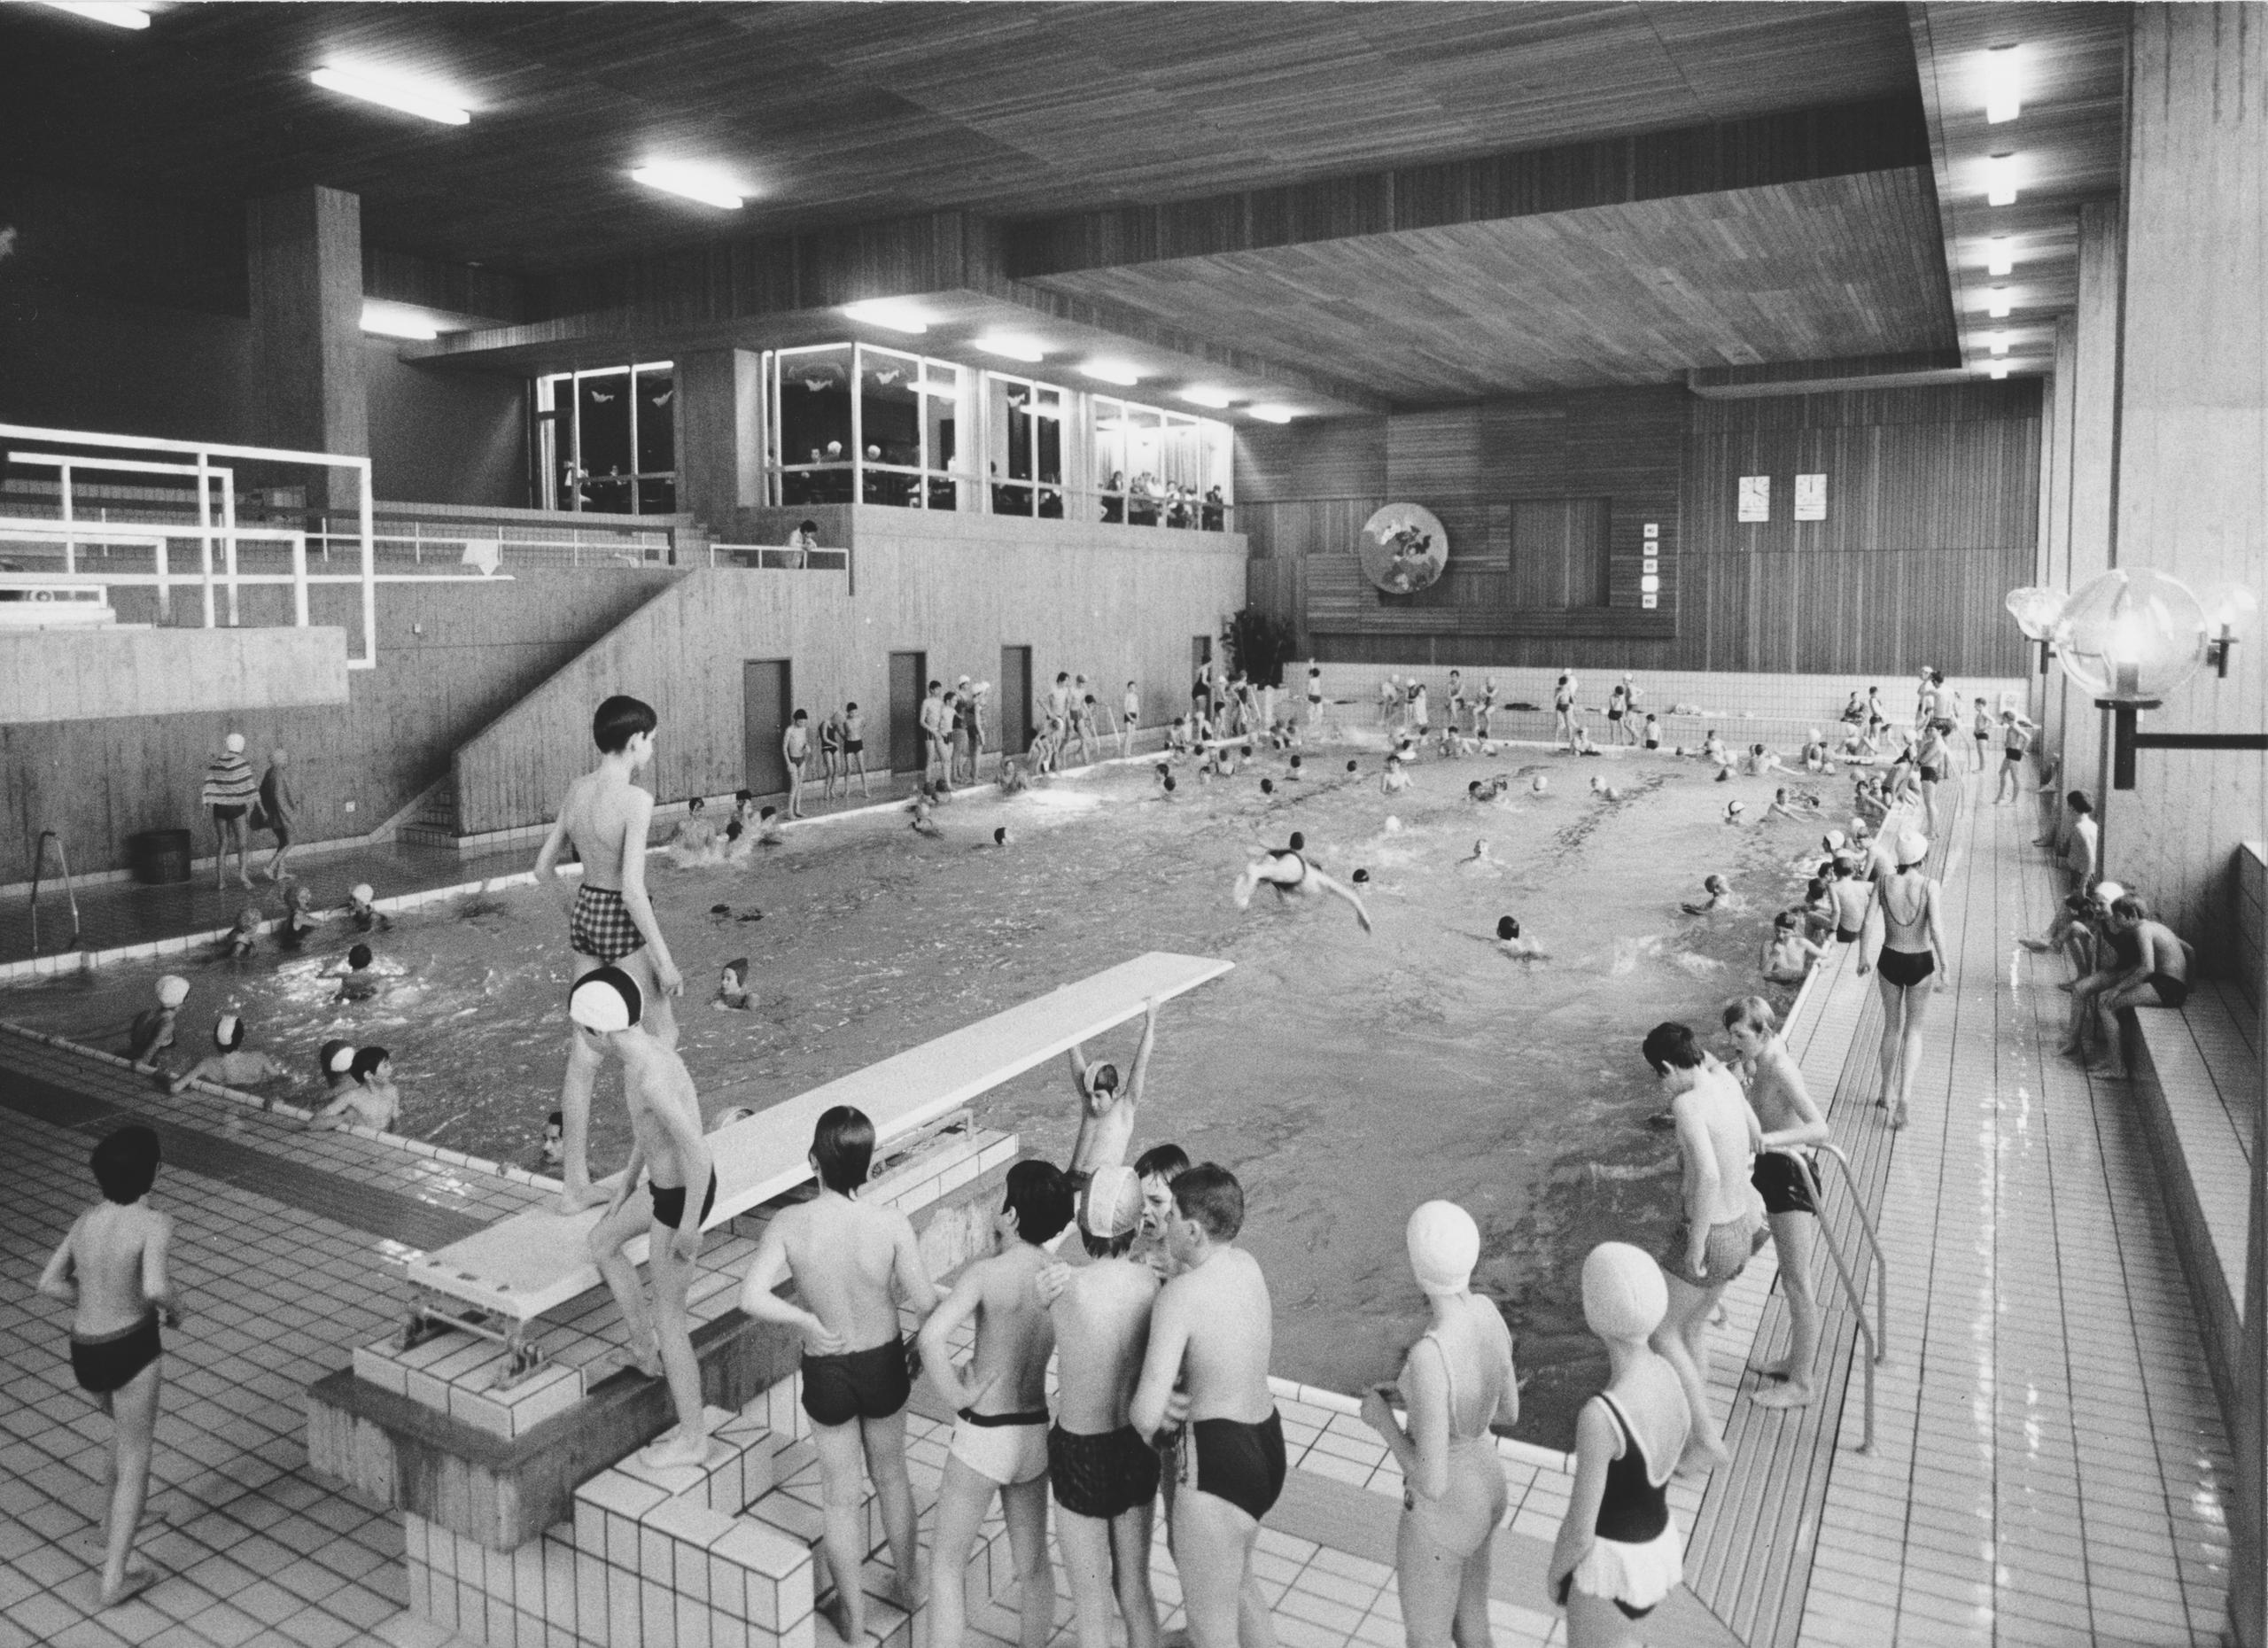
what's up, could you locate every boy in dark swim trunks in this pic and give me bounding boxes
[575,968,714,1470]
[38,1124,183,1608]
[920,1160,1076,1648]
[1131,1163,1284,1648]
[738,1108,942,1644]
[1232,844,1373,932]
[535,694,684,1214]
[1723,997,1831,1410]
[2080,895,2196,1075]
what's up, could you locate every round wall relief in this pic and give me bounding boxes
[1356,503,1449,594]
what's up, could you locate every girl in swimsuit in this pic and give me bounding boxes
[1550,1242,1689,1646]
[1859,828,1946,1130]
[1361,1201,1516,1648]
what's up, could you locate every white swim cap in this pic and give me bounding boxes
[351,883,375,905]
[2093,879,2127,905]
[1582,1241,1667,1342]
[1385,816,1402,832]
[224,732,245,753]
[1082,1165,1146,1240]
[156,975,190,1008]
[975,680,990,695]
[1897,829,1930,867]
[1823,829,1847,851]
[214,1013,242,1050]
[569,966,643,1033]
[1530,775,1548,794]
[1849,817,1868,838]
[322,1039,356,1075]
[1406,1201,1480,1297]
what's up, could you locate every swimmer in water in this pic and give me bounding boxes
[979,826,1012,849]
[1763,787,1806,822]
[1493,915,1548,960]
[1232,844,1374,932]
[575,968,716,1470]
[715,959,753,1011]
[541,1109,564,1170]
[37,1123,184,1609]
[275,883,320,951]
[223,906,260,960]
[335,943,380,1002]
[1458,838,1495,869]
[1723,800,1746,825]
[1530,773,1550,797]
[127,976,190,1072]
[1760,913,1824,983]
[909,797,944,838]
[1589,774,1624,803]
[167,1014,289,1096]
[1360,1202,1516,1647]
[346,882,390,934]
[1382,754,1410,795]
[670,796,718,854]
[998,757,1029,796]
[1682,874,1735,916]
[754,805,787,846]
[309,1046,400,1131]
[1471,774,1512,803]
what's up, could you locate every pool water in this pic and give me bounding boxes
[5,738,1821,1447]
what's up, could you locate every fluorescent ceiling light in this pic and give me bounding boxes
[1987,237,2013,276]
[975,334,1045,362]
[841,299,928,334]
[1987,362,2011,380]
[311,66,470,126]
[1986,288,2012,319]
[632,164,743,211]
[1982,44,2023,124]
[360,301,439,341]
[1247,405,1298,424]
[1179,386,1235,409]
[1080,361,1141,387]
[1984,152,2018,206]
[1988,332,2011,357]
[39,2,149,27]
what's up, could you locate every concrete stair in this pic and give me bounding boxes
[394,771,462,846]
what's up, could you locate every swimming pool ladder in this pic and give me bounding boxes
[1784,1143,1888,1454]
[28,828,82,954]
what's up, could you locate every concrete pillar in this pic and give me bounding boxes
[675,349,763,534]
[246,185,368,509]
[2110,12,2268,1643]
[2036,317,2078,739]
[2054,200,2125,805]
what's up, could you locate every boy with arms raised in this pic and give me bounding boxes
[573,968,714,1469]
[920,1160,1076,1648]
[739,1108,941,1644]
[39,1124,183,1608]
[1131,1163,1284,1648]
[1066,999,1160,1190]
[535,695,685,1213]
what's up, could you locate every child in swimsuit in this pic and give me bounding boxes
[1361,1202,1515,1642]
[783,710,812,819]
[38,1123,183,1607]
[167,1014,290,1096]
[127,975,189,1071]
[276,883,320,951]
[309,1046,400,1131]
[1122,680,1142,756]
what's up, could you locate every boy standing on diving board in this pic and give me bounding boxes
[535,695,685,1215]
[1066,999,1160,1193]
[574,967,715,1470]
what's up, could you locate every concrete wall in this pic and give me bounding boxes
[0,569,675,885]
[0,624,348,724]
[454,510,1248,836]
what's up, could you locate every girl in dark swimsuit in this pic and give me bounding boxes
[1860,828,1946,1131]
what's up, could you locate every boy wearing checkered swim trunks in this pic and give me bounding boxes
[534,694,685,1216]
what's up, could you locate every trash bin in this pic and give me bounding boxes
[128,828,192,885]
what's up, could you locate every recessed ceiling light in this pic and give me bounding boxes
[1986,288,2013,319]
[360,301,439,341]
[1984,153,2019,206]
[1982,44,2023,124]
[975,335,1045,363]
[1988,332,2011,356]
[1179,386,1235,409]
[1986,237,2013,276]
[311,66,470,127]
[632,164,744,211]
[841,299,929,335]
[1080,361,1141,387]
[1247,405,1298,424]
[38,1,149,27]
[1987,362,2011,379]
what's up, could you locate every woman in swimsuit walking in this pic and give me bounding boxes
[1550,1242,1690,1646]
[1859,828,1946,1130]
[1361,1202,1516,1648]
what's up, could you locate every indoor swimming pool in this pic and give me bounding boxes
[4,740,1819,1444]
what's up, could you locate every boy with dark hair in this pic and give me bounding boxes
[784,709,812,819]
[534,693,683,1213]
[39,1124,182,1607]
[921,1159,1076,1648]
[1066,999,1159,1190]
[311,1043,400,1131]
[1131,1163,1283,1648]
[574,968,714,1469]
[1131,1142,1191,1277]
[738,1107,941,1644]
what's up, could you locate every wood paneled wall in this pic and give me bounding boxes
[1240,379,2040,678]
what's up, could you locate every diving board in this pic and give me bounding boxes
[390,952,1230,1369]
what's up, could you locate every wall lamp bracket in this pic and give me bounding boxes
[2034,639,2054,676]
[2207,626,2238,678]
[2098,697,2268,790]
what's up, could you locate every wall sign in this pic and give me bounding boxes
[1737,476,1770,523]
[1643,522,1659,540]
[1795,473,1827,522]
[1356,502,1449,594]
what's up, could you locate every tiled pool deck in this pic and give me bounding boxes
[0,765,2234,1647]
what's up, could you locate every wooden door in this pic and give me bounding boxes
[889,650,928,773]
[998,646,1032,755]
[742,659,791,797]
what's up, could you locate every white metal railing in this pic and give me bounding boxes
[1784,1142,1889,1454]
[705,543,851,571]
[307,529,668,573]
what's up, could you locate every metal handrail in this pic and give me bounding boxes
[1780,1141,1889,1453]
[29,829,81,954]
[707,544,851,571]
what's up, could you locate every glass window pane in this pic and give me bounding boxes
[634,369,675,473]
[637,477,676,516]
[858,346,921,470]
[584,475,633,515]
[577,369,633,486]
[778,346,854,470]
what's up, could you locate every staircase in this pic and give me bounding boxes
[393,773,462,848]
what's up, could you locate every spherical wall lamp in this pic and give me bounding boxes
[2003,585,2065,674]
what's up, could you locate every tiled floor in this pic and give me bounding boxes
[0,761,2239,1648]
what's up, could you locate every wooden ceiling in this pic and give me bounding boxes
[0,1,1921,274]
[1024,169,1956,404]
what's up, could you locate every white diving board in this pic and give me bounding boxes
[392,952,1231,1346]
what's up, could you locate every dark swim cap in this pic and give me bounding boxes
[1260,779,1274,795]
[1496,915,1521,941]
[348,944,373,969]
[993,827,1007,844]
[1163,776,1177,792]
[1352,868,1370,884]
[1288,832,1305,851]
[1347,759,1359,773]
[1290,756,1302,769]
